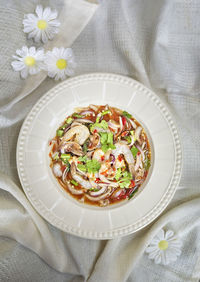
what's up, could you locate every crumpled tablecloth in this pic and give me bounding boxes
[0,0,200,281]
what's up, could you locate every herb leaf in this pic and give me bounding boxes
[86,159,101,173]
[78,156,88,163]
[72,113,83,118]
[122,111,132,119]
[66,117,74,124]
[56,129,64,137]
[71,179,78,186]
[77,164,87,172]
[131,146,138,158]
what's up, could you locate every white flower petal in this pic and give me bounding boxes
[148,249,160,259]
[23,25,35,33]
[145,245,158,253]
[43,7,51,19]
[48,19,60,27]
[29,66,39,75]
[25,13,37,21]
[47,70,56,78]
[11,61,25,71]
[165,230,174,240]
[35,5,43,18]
[28,29,38,40]
[29,46,36,56]
[41,31,48,44]
[21,67,28,79]
[154,253,162,264]
[47,10,58,20]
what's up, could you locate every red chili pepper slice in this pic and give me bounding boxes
[130,180,135,187]
[122,116,126,126]
[95,178,100,183]
[101,155,105,161]
[93,129,97,133]
[118,155,123,162]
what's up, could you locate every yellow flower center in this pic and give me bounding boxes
[24,56,35,67]
[37,20,47,30]
[158,240,168,250]
[56,59,67,70]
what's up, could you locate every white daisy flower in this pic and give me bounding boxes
[145,229,182,265]
[23,5,60,44]
[11,46,45,79]
[44,47,76,80]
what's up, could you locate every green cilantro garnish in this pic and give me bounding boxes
[66,117,73,124]
[90,120,108,132]
[77,164,87,172]
[100,132,108,144]
[131,146,138,158]
[122,111,132,119]
[78,156,88,162]
[86,159,101,173]
[115,168,122,181]
[115,169,132,188]
[71,179,78,186]
[99,132,116,152]
[72,113,83,118]
[125,136,132,144]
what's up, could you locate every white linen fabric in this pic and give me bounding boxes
[0,0,200,281]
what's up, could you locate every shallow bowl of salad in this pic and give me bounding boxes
[17,73,182,239]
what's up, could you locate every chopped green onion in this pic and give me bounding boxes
[66,117,73,124]
[131,146,138,158]
[122,111,132,119]
[101,110,111,116]
[61,153,71,160]
[71,179,78,186]
[72,113,83,118]
[96,116,100,123]
[128,187,139,200]
[56,129,64,137]
[77,164,87,172]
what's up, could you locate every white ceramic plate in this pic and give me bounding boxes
[17,73,182,239]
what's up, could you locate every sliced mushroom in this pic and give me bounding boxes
[60,141,84,156]
[88,133,100,151]
[62,125,90,145]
